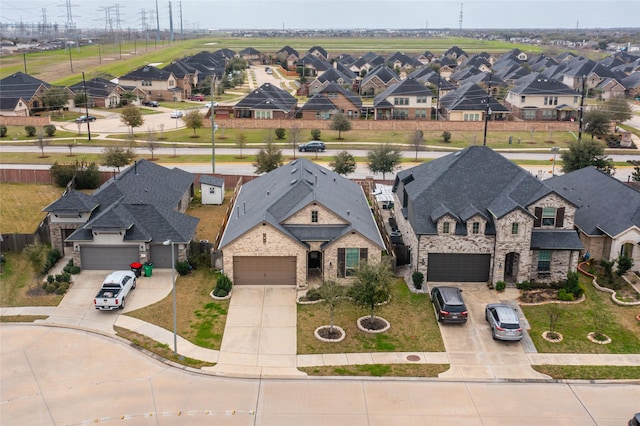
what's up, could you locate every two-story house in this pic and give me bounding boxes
[300,83,362,120]
[392,146,582,286]
[233,83,298,119]
[118,65,181,102]
[438,82,509,122]
[373,78,434,120]
[359,64,400,97]
[505,78,579,121]
[0,72,51,116]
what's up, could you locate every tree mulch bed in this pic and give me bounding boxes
[317,327,344,340]
[518,289,559,304]
[359,317,388,331]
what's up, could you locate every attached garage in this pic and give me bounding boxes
[149,244,178,268]
[233,256,296,285]
[427,253,491,282]
[80,245,139,270]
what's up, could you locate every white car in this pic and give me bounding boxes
[170,110,184,118]
[204,102,219,108]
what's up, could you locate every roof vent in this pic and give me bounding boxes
[290,179,298,185]
[291,168,298,174]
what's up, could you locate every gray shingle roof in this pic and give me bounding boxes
[199,175,224,187]
[508,77,576,95]
[234,83,297,112]
[120,65,174,81]
[394,146,552,235]
[43,189,99,214]
[546,166,640,237]
[219,158,384,250]
[439,82,509,112]
[530,230,583,250]
[373,78,433,107]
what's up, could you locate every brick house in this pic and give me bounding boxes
[118,65,182,102]
[0,72,51,116]
[218,158,384,287]
[373,77,433,120]
[300,83,362,120]
[392,146,582,285]
[233,83,297,119]
[504,78,579,121]
[68,78,133,109]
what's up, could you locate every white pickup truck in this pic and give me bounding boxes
[94,270,136,311]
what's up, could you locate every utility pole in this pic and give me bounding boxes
[578,75,586,143]
[169,1,174,43]
[483,73,493,146]
[155,0,161,42]
[82,71,91,141]
[211,75,217,174]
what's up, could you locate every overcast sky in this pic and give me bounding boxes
[1,0,639,31]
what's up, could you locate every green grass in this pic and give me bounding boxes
[532,365,640,380]
[521,274,640,354]
[0,183,64,233]
[297,280,445,354]
[0,252,64,307]
[299,364,450,377]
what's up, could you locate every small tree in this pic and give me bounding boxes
[66,142,76,156]
[367,143,403,180]
[275,128,286,140]
[545,304,563,339]
[253,142,283,174]
[146,134,159,161]
[311,128,321,140]
[25,125,37,137]
[236,132,247,158]
[288,125,302,159]
[0,125,7,137]
[616,254,633,276]
[33,131,50,158]
[317,280,344,335]
[409,130,424,160]
[102,146,135,172]
[41,86,68,112]
[44,124,56,137]
[183,110,204,137]
[412,271,424,290]
[330,112,352,140]
[602,97,632,123]
[442,131,452,143]
[120,104,144,137]
[599,259,615,284]
[561,139,615,175]
[348,259,393,323]
[584,110,611,140]
[329,150,357,176]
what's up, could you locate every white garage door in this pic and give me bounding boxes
[233,256,296,285]
[80,245,139,270]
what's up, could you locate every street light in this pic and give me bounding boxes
[163,239,177,356]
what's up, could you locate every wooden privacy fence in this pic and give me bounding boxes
[1,221,50,253]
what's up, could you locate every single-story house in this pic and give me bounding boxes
[218,158,385,287]
[43,160,198,270]
[392,146,582,285]
[233,83,297,119]
[200,175,225,205]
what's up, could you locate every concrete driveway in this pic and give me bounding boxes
[43,269,174,334]
[429,283,548,380]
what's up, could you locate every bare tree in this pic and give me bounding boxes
[33,131,50,158]
[146,132,159,160]
[409,130,424,160]
[236,132,247,158]
[288,125,302,159]
[172,142,178,158]
[66,141,76,157]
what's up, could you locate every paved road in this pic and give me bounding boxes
[1,325,638,425]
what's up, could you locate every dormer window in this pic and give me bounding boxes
[542,207,556,226]
[472,222,480,234]
[311,210,318,223]
[442,222,450,234]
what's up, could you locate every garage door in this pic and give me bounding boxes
[80,245,139,270]
[427,253,491,282]
[149,244,178,268]
[233,256,296,285]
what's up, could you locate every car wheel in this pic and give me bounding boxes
[301,148,306,152]
[492,328,497,340]
[120,297,125,309]
[437,313,443,322]
[132,279,136,289]
[485,311,488,322]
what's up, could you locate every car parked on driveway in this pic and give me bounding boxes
[142,100,159,107]
[75,115,96,123]
[298,141,326,152]
[485,303,523,341]
[170,110,184,118]
[430,286,468,323]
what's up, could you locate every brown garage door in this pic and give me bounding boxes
[233,256,296,285]
[427,253,491,282]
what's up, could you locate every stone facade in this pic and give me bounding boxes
[494,209,535,284]
[48,221,85,253]
[323,231,383,283]
[284,203,347,225]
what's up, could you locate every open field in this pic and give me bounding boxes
[0,183,64,233]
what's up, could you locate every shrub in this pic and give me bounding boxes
[0,125,7,137]
[25,125,37,137]
[41,248,62,275]
[50,162,76,187]
[411,271,424,289]
[303,287,322,301]
[616,255,633,276]
[441,131,451,143]
[562,271,583,298]
[215,273,233,292]
[44,124,56,137]
[44,283,57,294]
[56,283,70,295]
[311,128,321,140]
[495,281,506,292]
[175,260,192,276]
[47,274,55,284]
[557,288,575,301]
[69,265,81,274]
[275,128,286,140]
[516,280,531,290]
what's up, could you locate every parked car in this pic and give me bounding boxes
[485,303,523,341]
[142,100,159,107]
[298,141,326,152]
[94,270,136,310]
[204,101,219,108]
[430,286,468,323]
[629,413,640,426]
[190,94,205,101]
[170,110,184,118]
[75,115,96,123]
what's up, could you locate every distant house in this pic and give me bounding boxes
[373,78,433,120]
[234,83,297,119]
[307,46,329,61]
[238,47,263,65]
[439,82,509,121]
[276,45,299,69]
[359,64,400,97]
[200,175,225,205]
[68,77,132,109]
[118,65,182,102]
[162,60,199,99]
[505,78,579,121]
[308,67,355,95]
[0,72,51,116]
[300,83,362,120]
[43,160,198,270]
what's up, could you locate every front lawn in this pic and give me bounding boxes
[0,183,64,233]
[0,252,64,307]
[297,280,445,354]
[521,273,640,354]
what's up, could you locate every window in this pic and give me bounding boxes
[463,113,480,121]
[537,250,551,271]
[472,222,480,234]
[417,96,428,104]
[542,110,555,119]
[512,222,519,235]
[573,96,579,103]
[442,222,450,234]
[394,97,409,106]
[542,207,556,226]
[552,96,558,105]
[523,109,537,120]
[327,93,338,99]
[521,95,526,103]
[544,96,548,105]
[311,210,318,223]
[209,187,215,194]
[337,247,368,277]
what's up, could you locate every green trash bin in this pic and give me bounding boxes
[143,262,153,277]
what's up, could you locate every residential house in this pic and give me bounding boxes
[68,77,132,109]
[373,78,433,120]
[300,83,362,120]
[218,158,385,286]
[546,167,640,267]
[0,72,51,116]
[416,50,435,65]
[238,47,263,65]
[385,52,422,78]
[234,83,297,119]
[162,60,199,99]
[505,78,579,121]
[443,46,469,64]
[43,160,198,270]
[438,82,509,121]
[118,65,182,102]
[199,175,225,205]
[359,64,400,97]
[622,72,640,98]
[392,146,582,285]
[307,46,329,61]
[307,67,355,96]
[276,45,299,69]
[350,51,385,76]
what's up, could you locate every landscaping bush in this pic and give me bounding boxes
[50,162,76,187]
[47,274,55,284]
[563,271,583,298]
[311,128,321,140]
[0,125,7,137]
[275,128,286,140]
[25,125,37,137]
[516,280,531,290]
[616,255,633,276]
[495,281,506,292]
[41,248,62,275]
[302,287,322,301]
[63,259,81,274]
[44,125,56,137]
[557,288,575,301]
[442,131,451,143]
[411,271,424,289]
[175,260,192,276]
[56,283,70,295]
[213,273,233,297]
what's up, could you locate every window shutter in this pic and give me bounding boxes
[360,248,368,261]
[556,207,565,228]
[534,207,542,227]
[337,248,345,278]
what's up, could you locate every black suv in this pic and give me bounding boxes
[430,286,468,324]
[298,141,326,152]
